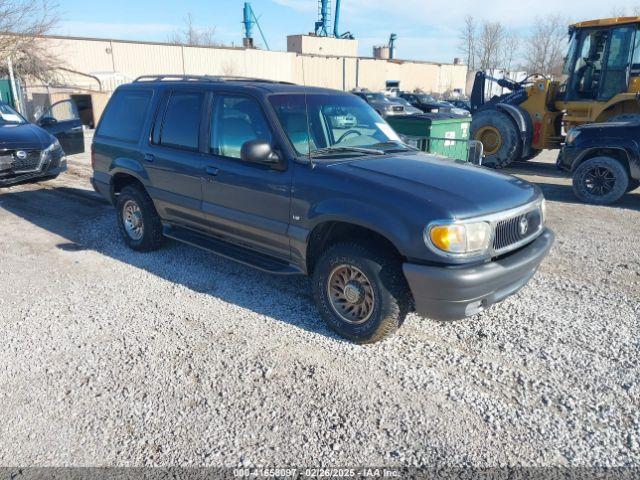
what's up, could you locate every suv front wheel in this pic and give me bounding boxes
[116,185,164,251]
[572,156,629,205]
[312,242,410,344]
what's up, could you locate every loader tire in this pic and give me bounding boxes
[472,109,522,168]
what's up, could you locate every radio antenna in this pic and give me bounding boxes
[300,55,315,168]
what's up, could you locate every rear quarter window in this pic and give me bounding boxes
[97,89,153,143]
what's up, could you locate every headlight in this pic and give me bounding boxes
[566,129,581,145]
[426,221,492,256]
[44,139,61,154]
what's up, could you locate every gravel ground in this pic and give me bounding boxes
[0,135,638,468]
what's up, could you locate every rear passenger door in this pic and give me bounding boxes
[144,89,208,229]
[200,93,293,260]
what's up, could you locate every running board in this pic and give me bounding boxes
[163,225,303,275]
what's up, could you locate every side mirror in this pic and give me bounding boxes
[240,140,280,165]
[39,116,57,127]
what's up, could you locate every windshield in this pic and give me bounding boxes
[0,103,26,125]
[269,93,404,156]
[416,94,437,103]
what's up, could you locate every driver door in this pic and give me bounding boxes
[38,100,85,155]
[200,93,293,261]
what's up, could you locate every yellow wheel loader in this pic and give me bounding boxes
[471,17,640,168]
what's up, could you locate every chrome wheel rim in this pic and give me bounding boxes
[327,264,375,325]
[122,200,144,240]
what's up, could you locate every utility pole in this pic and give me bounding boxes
[7,57,22,114]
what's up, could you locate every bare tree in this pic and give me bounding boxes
[167,13,219,47]
[611,5,640,15]
[458,15,477,69]
[0,0,60,81]
[477,22,507,75]
[523,15,569,78]
[502,32,521,73]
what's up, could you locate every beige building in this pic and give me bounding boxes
[25,34,467,126]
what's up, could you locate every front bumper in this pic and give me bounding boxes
[0,156,67,186]
[556,145,579,172]
[403,229,555,321]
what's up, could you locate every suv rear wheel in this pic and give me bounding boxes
[312,242,410,344]
[116,185,164,251]
[572,156,629,205]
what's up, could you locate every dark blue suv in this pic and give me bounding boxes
[91,75,554,343]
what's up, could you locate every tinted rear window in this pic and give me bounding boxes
[159,91,204,150]
[97,89,152,143]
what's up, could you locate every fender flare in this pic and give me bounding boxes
[496,104,533,158]
[108,158,150,201]
[572,145,640,179]
[299,198,415,257]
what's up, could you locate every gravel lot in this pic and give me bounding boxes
[0,133,638,468]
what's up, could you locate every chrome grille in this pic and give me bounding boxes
[492,208,542,254]
[0,150,42,175]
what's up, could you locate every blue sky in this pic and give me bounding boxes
[55,0,640,63]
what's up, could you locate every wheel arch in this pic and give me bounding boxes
[572,147,633,177]
[594,98,640,123]
[496,104,533,158]
[305,220,406,276]
[110,171,148,204]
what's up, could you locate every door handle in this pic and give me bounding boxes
[206,166,220,176]
[144,154,155,162]
[70,126,83,133]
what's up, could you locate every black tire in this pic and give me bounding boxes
[312,242,410,344]
[472,109,522,168]
[116,184,164,251]
[572,156,629,205]
[627,179,640,192]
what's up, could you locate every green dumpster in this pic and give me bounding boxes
[386,113,473,162]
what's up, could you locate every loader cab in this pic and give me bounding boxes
[562,20,640,102]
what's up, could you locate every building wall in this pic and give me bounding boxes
[27,35,468,122]
[287,35,359,57]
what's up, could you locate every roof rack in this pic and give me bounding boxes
[133,74,295,85]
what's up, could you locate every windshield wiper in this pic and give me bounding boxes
[310,146,385,157]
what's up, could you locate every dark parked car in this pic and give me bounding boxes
[446,98,472,112]
[400,92,448,113]
[352,91,406,117]
[558,120,640,204]
[0,100,83,186]
[92,76,554,343]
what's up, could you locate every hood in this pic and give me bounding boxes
[328,153,541,218]
[0,123,54,150]
[572,121,640,142]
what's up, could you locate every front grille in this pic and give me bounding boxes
[493,209,542,253]
[0,150,42,175]
[392,106,403,112]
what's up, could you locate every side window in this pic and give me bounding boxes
[211,96,272,159]
[600,27,634,100]
[97,90,152,143]
[632,29,640,74]
[158,91,204,151]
